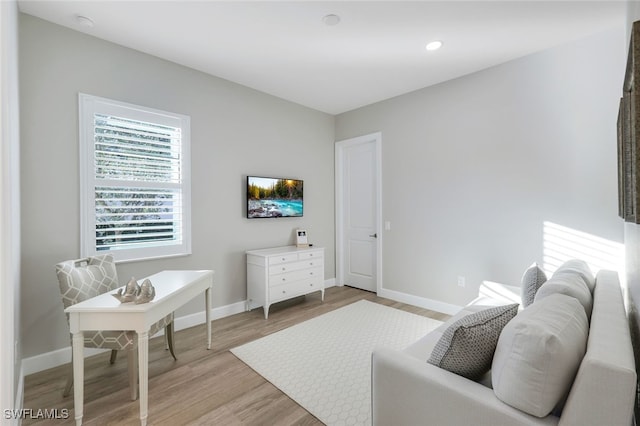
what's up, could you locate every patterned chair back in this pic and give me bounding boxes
[54,254,174,402]
[56,254,119,310]
[55,254,171,352]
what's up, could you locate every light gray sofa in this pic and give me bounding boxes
[372,268,636,426]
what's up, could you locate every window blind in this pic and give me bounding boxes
[80,94,191,261]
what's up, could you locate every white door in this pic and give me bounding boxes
[336,133,381,292]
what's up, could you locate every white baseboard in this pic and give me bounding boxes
[378,287,461,316]
[22,279,336,376]
[173,300,246,332]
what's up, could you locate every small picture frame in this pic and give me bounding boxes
[296,229,309,247]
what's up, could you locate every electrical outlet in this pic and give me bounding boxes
[457,276,466,288]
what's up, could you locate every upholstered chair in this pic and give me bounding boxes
[56,254,176,400]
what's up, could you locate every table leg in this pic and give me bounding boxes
[71,332,84,426]
[205,286,212,349]
[137,331,149,426]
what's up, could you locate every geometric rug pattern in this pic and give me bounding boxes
[231,300,443,425]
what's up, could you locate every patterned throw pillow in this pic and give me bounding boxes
[427,304,519,380]
[521,263,547,308]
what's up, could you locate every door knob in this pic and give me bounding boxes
[369,233,377,238]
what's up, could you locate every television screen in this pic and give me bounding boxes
[247,176,303,218]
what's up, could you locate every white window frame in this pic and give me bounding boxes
[79,93,191,262]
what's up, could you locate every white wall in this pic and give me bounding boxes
[336,27,626,307]
[1,0,22,416]
[19,14,335,361]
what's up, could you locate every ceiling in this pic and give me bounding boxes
[18,1,626,115]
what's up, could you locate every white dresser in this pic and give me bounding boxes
[246,245,325,319]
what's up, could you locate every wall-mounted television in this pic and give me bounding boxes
[247,176,303,218]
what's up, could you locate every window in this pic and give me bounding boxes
[79,94,191,262]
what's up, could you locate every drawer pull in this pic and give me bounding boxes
[282,257,286,261]
[282,290,286,294]
[282,278,286,281]
[282,267,286,271]
[309,262,314,266]
[310,272,314,275]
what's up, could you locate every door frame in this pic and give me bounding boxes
[335,132,383,293]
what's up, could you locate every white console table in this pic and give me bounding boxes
[246,245,324,319]
[65,270,214,425]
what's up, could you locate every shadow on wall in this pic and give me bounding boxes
[542,221,625,278]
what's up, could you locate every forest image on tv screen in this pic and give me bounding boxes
[247,177,303,218]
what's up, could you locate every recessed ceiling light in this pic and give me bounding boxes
[426,40,443,51]
[75,15,94,28]
[322,14,341,26]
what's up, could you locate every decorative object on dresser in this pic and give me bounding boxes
[295,228,309,247]
[246,245,324,319]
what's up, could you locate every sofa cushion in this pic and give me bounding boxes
[552,259,595,293]
[521,263,547,308]
[427,304,519,380]
[491,294,588,418]
[534,272,593,320]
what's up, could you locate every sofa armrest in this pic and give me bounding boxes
[558,270,636,426]
[372,347,558,426]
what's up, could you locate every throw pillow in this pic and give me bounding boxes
[534,273,593,320]
[521,263,547,308]
[427,304,519,380]
[491,294,588,418]
[552,259,595,294]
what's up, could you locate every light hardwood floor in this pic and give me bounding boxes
[22,286,450,425]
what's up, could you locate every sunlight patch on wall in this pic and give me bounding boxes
[543,221,624,276]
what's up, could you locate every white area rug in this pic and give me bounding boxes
[231,300,443,425]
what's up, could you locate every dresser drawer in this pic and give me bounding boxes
[270,278,323,302]
[268,253,299,265]
[299,250,323,260]
[269,257,324,275]
[269,266,323,286]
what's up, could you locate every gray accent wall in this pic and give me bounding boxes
[336,27,626,308]
[19,14,335,359]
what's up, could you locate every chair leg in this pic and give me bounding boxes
[109,349,118,364]
[62,350,75,397]
[127,349,138,401]
[62,368,73,397]
[166,323,177,361]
